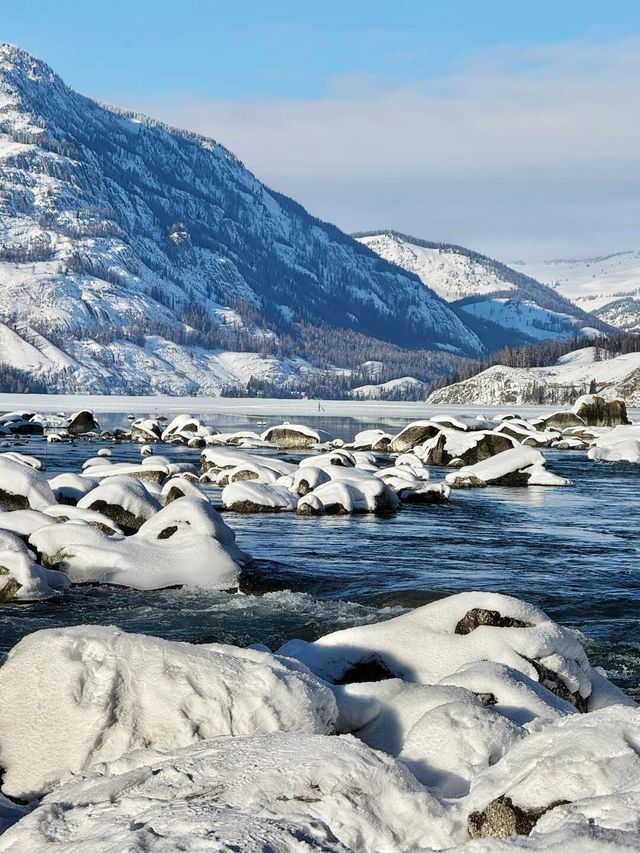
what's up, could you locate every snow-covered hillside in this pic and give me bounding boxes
[0,46,486,395]
[349,375,425,400]
[428,347,640,406]
[356,231,607,349]
[514,252,640,332]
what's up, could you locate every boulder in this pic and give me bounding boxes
[534,411,585,431]
[421,429,515,467]
[572,394,630,427]
[260,423,332,448]
[389,421,441,453]
[67,410,98,436]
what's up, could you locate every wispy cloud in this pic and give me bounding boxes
[124,36,640,260]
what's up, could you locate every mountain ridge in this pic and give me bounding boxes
[355,230,611,350]
[0,44,489,395]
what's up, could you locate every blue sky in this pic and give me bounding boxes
[3,0,638,101]
[2,1,640,258]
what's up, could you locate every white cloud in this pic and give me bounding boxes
[121,36,640,260]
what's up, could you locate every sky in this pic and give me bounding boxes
[2,0,640,260]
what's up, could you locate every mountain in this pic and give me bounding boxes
[0,45,488,395]
[513,252,640,333]
[427,346,640,406]
[354,231,610,351]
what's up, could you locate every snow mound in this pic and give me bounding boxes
[261,423,333,448]
[29,503,244,591]
[279,592,619,712]
[0,529,68,602]
[297,478,399,515]
[0,733,454,852]
[222,481,299,512]
[77,475,161,533]
[464,706,640,836]
[588,425,640,463]
[0,627,337,800]
[445,447,570,488]
[0,455,55,510]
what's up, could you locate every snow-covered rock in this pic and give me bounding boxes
[465,706,640,840]
[419,428,516,467]
[77,475,161,533]
[29,499,245,590]
[0,455,55,510]
[390,420,441,453]
[587,425,640,463]
[444,447,570,488]
[66,409,98,435]
[47,472,97,505]
[297,478,399,515]
[279,592,625,713]
[0,627,337,800]
[0,732,459,851]
[0,529,67,601]
[261,423,333,448]
[222,481,299,512]
[572,394,629,427]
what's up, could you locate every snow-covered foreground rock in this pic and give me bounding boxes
[0,626,337,800]
[0,734,455,852]
[0,593,637,850]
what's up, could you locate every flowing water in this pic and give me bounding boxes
[1,411,639,698]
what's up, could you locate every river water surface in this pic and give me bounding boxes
[1,411,639,698]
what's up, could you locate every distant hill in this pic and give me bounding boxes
[427,346,640,406]
[355,231,611,351]
[514,252,640,333]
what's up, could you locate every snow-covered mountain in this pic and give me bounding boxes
[355,231,609,350]
[514,252,640,333]
[0,46,486,395]
[427,347,640,406]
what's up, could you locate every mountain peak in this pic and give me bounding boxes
[0,43,57,85]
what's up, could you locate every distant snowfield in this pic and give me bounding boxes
[515,251,640,331]
[1,391,638,421]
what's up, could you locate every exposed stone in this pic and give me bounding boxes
[527,657,589,713]
[226,499,290,513]
[334,656,396,685]
[81,500,148,535]
[536,411,585,431]
[573,396,630,427]
[0,571,20,602]
[389,422,441,453]
[0,489,30,511]
[455,608,533,635]
[400,485,450,504]
[67,410,98,436]
[260,427,318,448]
[468,795,569,839]
[423,431,516,467]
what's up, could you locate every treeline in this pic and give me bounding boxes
[430,332,640,398]
[0,363,47,393]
